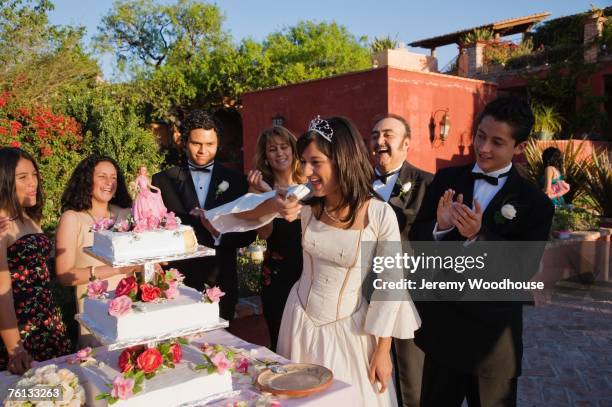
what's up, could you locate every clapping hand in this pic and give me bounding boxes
[247,170,273,193]
[450,199,482,240]
[436,189,456,231]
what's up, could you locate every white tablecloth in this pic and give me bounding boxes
[0,329,358,406]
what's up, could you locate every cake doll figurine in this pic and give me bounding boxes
[132,166,168,223]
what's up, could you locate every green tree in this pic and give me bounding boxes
[95,0,227,71]
[0,0,99,107]
[261,20,371,87]
[60,83,165,178]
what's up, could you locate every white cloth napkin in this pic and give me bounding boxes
[205,184,311,233]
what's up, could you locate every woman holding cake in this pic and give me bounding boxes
[0,147,72,373]
[246,126,305,351]
[55,155,141,346]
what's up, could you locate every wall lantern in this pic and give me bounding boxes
[430,109,451,146]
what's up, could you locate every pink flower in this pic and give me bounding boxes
[114,220,130,232]
[164,212,179,230]
[87,279,108,299]
[235,357,249,374]
[92,217,115,231]
[211,352,231,374]
[205,286,225,304]
[108,295,132,317]
[76,347,93,360]
[165,280,179,299]
[146,216,160,230]
[168,268,184,284]
[110,376,135,400]
[133,220,148,233]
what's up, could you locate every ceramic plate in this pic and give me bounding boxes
[256,363,333,397]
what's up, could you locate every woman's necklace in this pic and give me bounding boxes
[323,206,346,224]
[86,208,112,222]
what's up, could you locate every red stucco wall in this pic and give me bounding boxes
[387,68,497,172]
[241,67,497,174]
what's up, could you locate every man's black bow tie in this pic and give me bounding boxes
[375,169,401,184]
[471,170,510,186]
[188,162,214,172]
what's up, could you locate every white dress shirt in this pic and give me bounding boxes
[373,164,403,202]
[433,162,512,240]
[189,161,214,208]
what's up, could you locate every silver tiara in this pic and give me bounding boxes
[308,115,333,142]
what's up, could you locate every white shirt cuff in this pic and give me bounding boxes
[432,222,454,241]
[212,233,223,246]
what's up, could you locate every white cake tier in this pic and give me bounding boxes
[81,287,219,343]
[92,225,198,262]
[81,345,232,407]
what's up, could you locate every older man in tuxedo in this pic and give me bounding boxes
[370,114,432,407]
[152,110,255,321]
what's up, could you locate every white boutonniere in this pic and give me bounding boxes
[495,203,517,224]
[394,179,412,199]
[215,180,229,198]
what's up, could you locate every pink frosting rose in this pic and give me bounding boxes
[205,286,225,304]
[164,212,179,230]
[87,279,108,299]
[92,217,115,231]
[146,216,160,230]
[211,352,231,374]
[108,295,133,317]
[114,219,131,232]
[165,280,179,299]
[110,376,135,400]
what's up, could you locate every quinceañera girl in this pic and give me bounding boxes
[268,116,419,406]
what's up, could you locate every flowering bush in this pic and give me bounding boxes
[483,39,533,67]
[0,89,85,228]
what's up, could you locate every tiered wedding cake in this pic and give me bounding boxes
[76,182,233,405]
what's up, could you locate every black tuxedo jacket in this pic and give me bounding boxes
[409,163,554,378]
[385,161,433,241]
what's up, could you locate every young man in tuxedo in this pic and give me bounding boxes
[152,110,255,321]
[370,114,433,407]
[409,96,554,406]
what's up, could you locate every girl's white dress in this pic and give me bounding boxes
[277,199,421,406]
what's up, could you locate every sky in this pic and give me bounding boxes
[48,0,611,81]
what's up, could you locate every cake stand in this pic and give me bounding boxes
[79,245,229,350]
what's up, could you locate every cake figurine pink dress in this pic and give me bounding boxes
[132,166,168,222]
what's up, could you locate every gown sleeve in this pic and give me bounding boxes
[364,201,421,339]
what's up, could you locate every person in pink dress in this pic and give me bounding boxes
[132,166,168,222]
